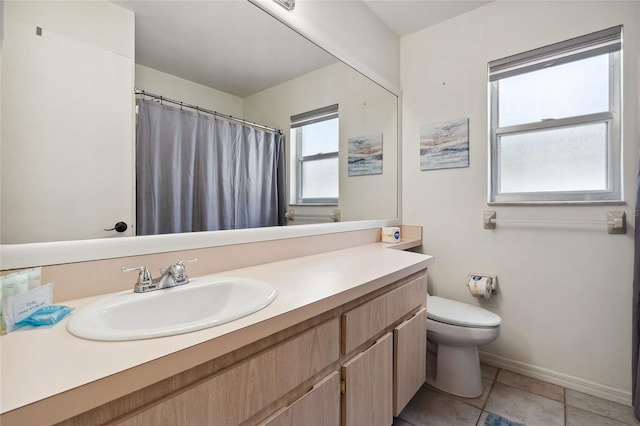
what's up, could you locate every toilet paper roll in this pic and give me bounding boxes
[381,227,401,243]
[468,276,492,299]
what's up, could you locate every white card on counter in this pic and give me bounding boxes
[3,282,54,332]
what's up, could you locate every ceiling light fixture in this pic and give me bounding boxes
[273,0,295,11]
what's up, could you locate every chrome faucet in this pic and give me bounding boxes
[121,265,154,293]
[156,258,198,288]
[122,258,199,293]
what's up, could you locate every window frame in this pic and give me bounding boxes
[290,104,339,205]
[488,26,622,204]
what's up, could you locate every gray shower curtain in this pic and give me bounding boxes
[136,99,285,235]
[634,146,640,419]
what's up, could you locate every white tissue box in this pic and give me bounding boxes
[381,227,401,243]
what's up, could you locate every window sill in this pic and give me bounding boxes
[487,200,625,206]
[289,203,339,207]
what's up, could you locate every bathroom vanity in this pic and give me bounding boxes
[0,243,433,426]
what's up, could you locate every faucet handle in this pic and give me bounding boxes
[176,257,199,267]
[167,258,199,285]
[121,266,152,285]
[159,258,199,274]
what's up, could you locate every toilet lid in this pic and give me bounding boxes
[427,296,501,327]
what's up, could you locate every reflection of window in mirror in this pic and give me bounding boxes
[290,104,340,205]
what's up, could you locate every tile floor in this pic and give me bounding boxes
[394,364,640,426]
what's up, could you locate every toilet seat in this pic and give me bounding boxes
[427,296,501,328]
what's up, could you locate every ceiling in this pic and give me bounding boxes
[115,0,337,97]
[115,0,492,98]
[363,1,492,37]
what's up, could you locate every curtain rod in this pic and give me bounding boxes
[134,88,282,134]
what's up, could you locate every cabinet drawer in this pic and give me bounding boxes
[394,307,426,416]
[341,273,426,355]
[115,318,339,426]
[341,333,393,426]
[258,372,340,426]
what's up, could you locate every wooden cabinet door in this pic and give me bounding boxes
[393,308,426,416]
[115,319,339,426]
[341,333,393,426]
[341,273,426,355]
[259,372,340,426]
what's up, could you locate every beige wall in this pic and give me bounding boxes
[135,64,244,117]
[401,1,639,401]
[44,228,381,302]
[244,62,398,223]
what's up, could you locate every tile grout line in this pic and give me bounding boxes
[482,367,499,411]
[473,366,501,426]
[487,367,567,426]
[486,370,637,426]
[476,367,500,425]
[492,380,566,406]
[564,387,567,426]
[398,362,637,426]
[564,391,640,426]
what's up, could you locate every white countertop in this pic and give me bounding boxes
[0,243,433,425]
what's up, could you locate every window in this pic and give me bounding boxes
[489,26,622,204]
[290,104,339,204]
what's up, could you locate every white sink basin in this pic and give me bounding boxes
[66,276,277,341]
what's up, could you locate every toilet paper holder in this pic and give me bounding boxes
[467,273,497,294]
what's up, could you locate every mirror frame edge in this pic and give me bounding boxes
[248,0,402,97]
[0,219,401,269]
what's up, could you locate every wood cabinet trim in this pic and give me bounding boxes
[341,333,393,426]
[112,318,339,426]
[341,274,427,355]
[58,269,428,426]
[257,372,340,426]
[393,307,427,416]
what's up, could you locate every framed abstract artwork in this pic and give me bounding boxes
[420,118,469,170]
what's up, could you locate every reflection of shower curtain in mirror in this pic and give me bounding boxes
[136,99,286,235]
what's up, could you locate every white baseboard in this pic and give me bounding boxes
[479,351,632,407]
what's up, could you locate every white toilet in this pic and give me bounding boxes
[426,294,501,398]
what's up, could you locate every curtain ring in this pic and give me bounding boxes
[180,101,183,110]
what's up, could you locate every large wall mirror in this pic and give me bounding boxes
[0,1,399,257]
